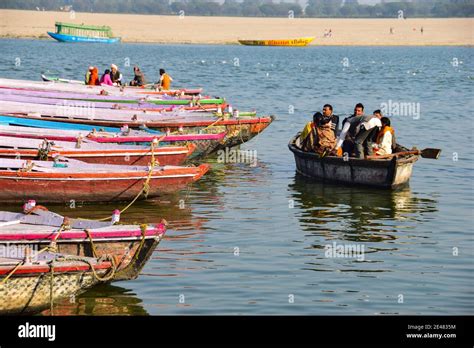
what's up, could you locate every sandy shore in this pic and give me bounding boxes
[0,9,472,46]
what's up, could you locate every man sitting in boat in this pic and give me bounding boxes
[130,66,147,87]
[374,116,396,156]
[299,112,336,156]
[322,104,339,136]
[100,69,113,86]
[157,69,173,90]
[110,64,123,86]
[335,104,382,159]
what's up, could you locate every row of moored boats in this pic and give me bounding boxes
[0,76,274,314]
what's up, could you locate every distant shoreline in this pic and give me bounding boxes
[0,10,472,46]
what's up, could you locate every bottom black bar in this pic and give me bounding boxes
[0,316,471,346]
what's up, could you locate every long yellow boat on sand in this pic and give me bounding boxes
[238,37,315,47]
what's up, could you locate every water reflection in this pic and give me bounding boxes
[40,284,149,316]
[289,173,438,241]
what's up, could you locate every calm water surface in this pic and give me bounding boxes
[0,39,472,315]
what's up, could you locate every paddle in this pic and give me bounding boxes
[367,148,441,160]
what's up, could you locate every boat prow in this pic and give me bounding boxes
[288,134,419,189]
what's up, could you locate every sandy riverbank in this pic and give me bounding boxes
[0,9,472,46]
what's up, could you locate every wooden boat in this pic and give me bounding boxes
[0,89,225,112]
[0,88,225,106]
[0,123,226,160]
[288,134,419,188]
[0,248,115,314]
[0,206,166,281]
[238,37,314,47]
[0,102,274,151]
[41,74,204,96]
[0,158,210,203]
[0,135,196,166]
[47,22,120,43]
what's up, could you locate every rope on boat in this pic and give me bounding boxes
[129,224,148,265]
[84,229,99,258]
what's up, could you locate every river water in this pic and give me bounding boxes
[0,39,472,315]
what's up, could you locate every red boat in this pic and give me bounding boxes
[0,158,210,203]
[0,135,196,166]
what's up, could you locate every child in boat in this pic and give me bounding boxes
[110,64,123,86]
[88,67,100,86]
[100,69,113,86]
[158,69,173,90]
[374,117,396,156]
[130,66,147,87]
[299,112,336,156]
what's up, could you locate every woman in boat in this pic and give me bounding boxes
[88,67,100,86]
[158,69,173,90]
[130,66,146,87]
[100,69,113,86]
[110,64,123,86]
[374,117,396,156]
[299,112,336,156]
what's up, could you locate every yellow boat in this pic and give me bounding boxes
[238,37,314,47]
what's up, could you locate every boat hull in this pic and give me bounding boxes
[0,164,209,203]
[47,32,120,43]
[238,37,314,47]
[0,144,196,166]
[288,135,418,189]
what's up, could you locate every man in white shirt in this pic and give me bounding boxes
[335,107,382,159]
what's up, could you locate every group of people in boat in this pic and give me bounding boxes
[84,65,173,90]
[299,103,396,159]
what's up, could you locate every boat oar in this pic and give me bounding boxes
[367,148,441,160]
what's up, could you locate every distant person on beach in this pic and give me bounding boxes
[390,27,394,35]
[323,29,328,38]
[328,29,332,37]
[157,69,173,90]
[130,66,146,87]
[100,69,113,86]
[110,64,123,86]
[421,26,424,34]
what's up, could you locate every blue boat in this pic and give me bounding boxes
[0,115,161,134]
[47,22,120,44]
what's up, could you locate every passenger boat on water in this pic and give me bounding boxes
[47,22,120,44]
[288,133,440,189]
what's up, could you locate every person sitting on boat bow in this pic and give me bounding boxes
[299,112,336,156]
[110,64,123,86]
[374,116,396,156]
[100,69,113,86]
[130,66,147,87]
[88,67,100,86]
[157,69,173,90]
[85,66,93,84]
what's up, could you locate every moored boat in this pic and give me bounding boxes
[0,247,115,314]
[47,22,120,43]
[238,37,315,47]
[0,205,167,281]
[0,135,196,166]
[288,134,419,188]
[0,158,210,203]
